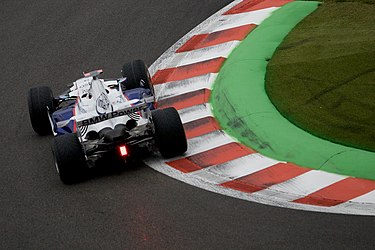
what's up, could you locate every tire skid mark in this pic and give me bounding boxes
[183,117,221,139]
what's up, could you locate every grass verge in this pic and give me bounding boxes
[266,0,375,152]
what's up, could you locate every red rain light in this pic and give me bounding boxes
[119,145,128,157]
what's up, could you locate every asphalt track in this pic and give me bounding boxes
[1,1,375,249]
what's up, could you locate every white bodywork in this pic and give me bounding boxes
[68,76,151,141]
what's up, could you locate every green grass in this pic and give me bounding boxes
[266,0,375,152]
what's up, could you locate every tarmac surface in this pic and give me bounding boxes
[1,0,375,249]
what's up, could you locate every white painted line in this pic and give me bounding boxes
[163,41,240,69]
[178,104,213,124]
[184,130,234,157]
[252,170,347,201]
[205,7,279,33]
[335,190,375,211]
[155,73,217,100]
[348,189,375,203]
[189,153,281,184]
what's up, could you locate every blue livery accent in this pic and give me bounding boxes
[52,105,75,135]
[52,88,154,135]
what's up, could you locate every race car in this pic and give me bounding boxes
[27,60,187,184]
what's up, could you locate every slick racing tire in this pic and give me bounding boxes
[152,107,188,158]
[121,60,154,94]
[27,86,55,135]
[52,133,88,184]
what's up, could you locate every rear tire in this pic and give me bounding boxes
[52,133,88,184]
[27,86,55,135]
[121,60,153,94]
[152,107,187,158]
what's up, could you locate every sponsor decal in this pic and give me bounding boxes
[78,79,91,95]
[78,125,88,136]
[77,103,147,126]
[114,95,126,104]
[96,92,112,115]
[128,112,141,121]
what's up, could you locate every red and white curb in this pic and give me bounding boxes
[146,0,375,216]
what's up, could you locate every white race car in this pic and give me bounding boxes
[28,60,187,184]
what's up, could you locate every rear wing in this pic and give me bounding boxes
[76,102,149,127]
[83,69,103,79]
[55,96,155,129]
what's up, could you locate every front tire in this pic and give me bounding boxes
[52,133,88,184]
[152,107,187,158]
[121,60,153,93]
[27,86,55,135]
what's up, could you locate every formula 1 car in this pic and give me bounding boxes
[28,60,187,184]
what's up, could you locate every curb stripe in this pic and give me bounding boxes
[154,74,216,99]
[335,192,375,212]
[168,42,239,68]
[183,117,221,139]
[167,158,202,173]
[176,24,257,53]
[293,178,375,207]
[220,162,310,193]
[167,142,255,173]
[224,0,293,14]
[152,57,225,85]
[190,153,280,185]
[147,0,375,215]
[208,7,277,33]
[254,171,347,201]
[343,190,375,204]
[158,89,211,110]
[178,104,213,124]
[184,130,234,157]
